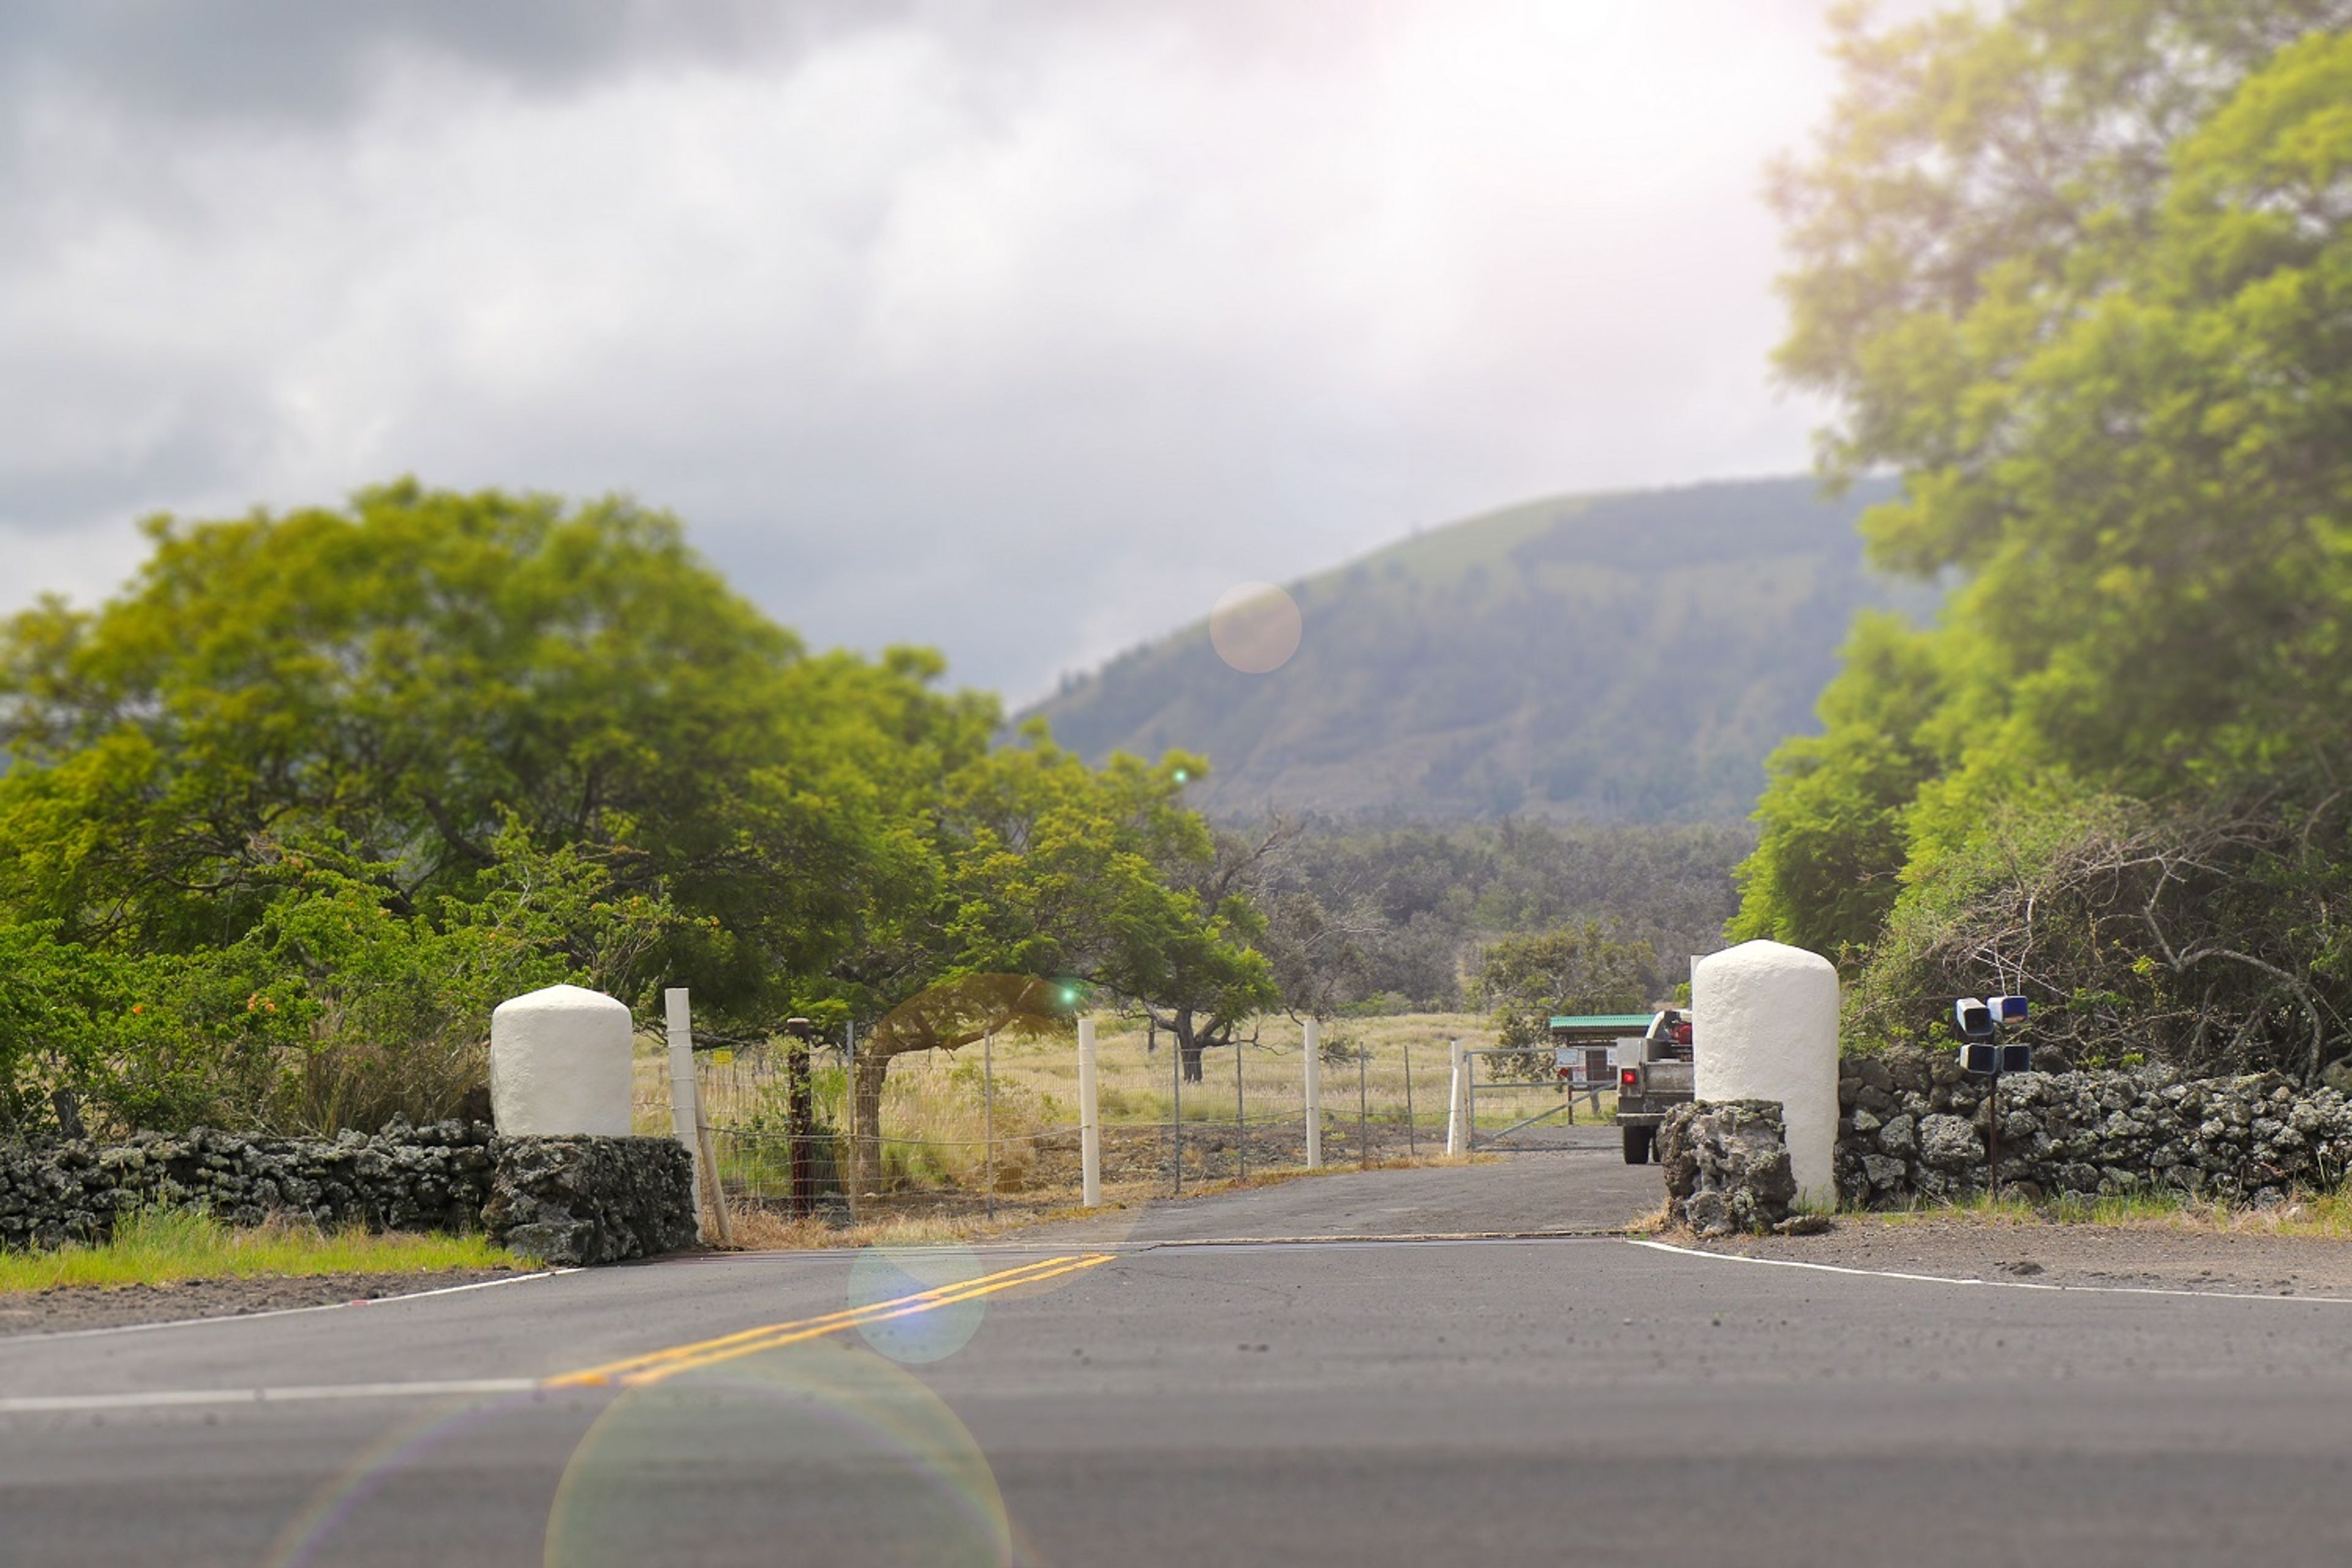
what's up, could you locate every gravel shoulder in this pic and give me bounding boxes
[0,1265,530,1337]
[1683,1215,2352,1295]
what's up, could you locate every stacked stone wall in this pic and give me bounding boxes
[1659,1099,1801,1236]
[481,1135,698,1265]
[1836,1047,2352,1207]
[0,1121,696,1265]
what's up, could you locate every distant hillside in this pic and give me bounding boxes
[1028,475,1925,822]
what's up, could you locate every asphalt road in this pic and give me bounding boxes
[7,1148,2352,1566]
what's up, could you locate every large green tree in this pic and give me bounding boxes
[0,481,1281,1136]
[938,728,1276,1084]
[1471,921,1655,1080]
[1740,2,2352,959]
[0,481,992,1023]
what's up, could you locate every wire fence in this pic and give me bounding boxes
[639,1020,1622,1224]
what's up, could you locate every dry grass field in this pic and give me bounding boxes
[630,1011,1619,1234]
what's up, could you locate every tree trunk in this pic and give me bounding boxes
[1176,1014,1206,1084]
[848,1048,893,1210]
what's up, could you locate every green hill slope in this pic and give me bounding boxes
[1028,475,1923,822]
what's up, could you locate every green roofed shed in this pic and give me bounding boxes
[1547,1014,1656,1035]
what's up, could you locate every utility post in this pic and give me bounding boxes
[783,1016,816,1218]
[1303,1018,1323,1169]
[1077,1016,1102,1207]
[1170,1025,1183,1197]
[1357,1039,1370,1170]
[1446,1038,1465,1156]
[1234,1038,1247,1183]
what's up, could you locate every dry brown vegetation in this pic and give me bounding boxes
[627,1011,1578,1242]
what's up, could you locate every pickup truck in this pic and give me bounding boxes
[1615,1008,1694,1164]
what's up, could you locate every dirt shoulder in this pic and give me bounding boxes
[1679,1215,2352,1295]
[0,1265,531,1338]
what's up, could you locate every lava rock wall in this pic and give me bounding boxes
[482,1134,698,1266]
[1659,1099,1800,1237]
[0,1122,696,1265]
[1837,1047,2352,1207]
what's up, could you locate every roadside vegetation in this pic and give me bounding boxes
[664,1010,1550,1229]
[1731,2,2352,1086]
[0,486,1684,1169]
[0,485,1283,1147]
[0,1208,513,1295]
[1866,1189,2352,1242]
[9,5,2348,1253]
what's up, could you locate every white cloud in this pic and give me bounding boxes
[0,1,1847,701]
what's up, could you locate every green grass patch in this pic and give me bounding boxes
[0,1208,516,1294]
[1856,1186,2352,1237]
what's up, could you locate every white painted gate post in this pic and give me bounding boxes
[663,988,707,1242]
[1078,1016,1102,1207]
[1692,940,1840,1206]
[1303,1018,1322,1169]
[1444,1039,1464,1155]
[662,987,733,1246]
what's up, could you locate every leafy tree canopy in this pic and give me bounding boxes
[1741,2,2352,956]
[0,481,993,1019]
[0,481,1260,1136]
[1471,920,1655,1078]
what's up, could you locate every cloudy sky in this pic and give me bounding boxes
[1,0,1863,703]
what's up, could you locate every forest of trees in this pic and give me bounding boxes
[0,485,1281,1140]
[1734,0,2352,1083]
[0,482,1750,1136]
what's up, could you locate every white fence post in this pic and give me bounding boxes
[663,988,706,1242]
[663,987,733,1246]
[1303,1018,1322,1169]
[1445,1038,1463,1155]
[1078,1016,1102,1207]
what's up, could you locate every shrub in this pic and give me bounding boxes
[0,831,686,1140]
[1844,791,2352,1082]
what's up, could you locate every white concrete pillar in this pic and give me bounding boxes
[489,983,633,1136]
[1303,1018,1322,1169]
[1077,1016,1102,1207]
[1445,1038,1466,1156]
[1692,940,1840,1204]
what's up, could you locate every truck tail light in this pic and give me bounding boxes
[1619,1068,1637,1087]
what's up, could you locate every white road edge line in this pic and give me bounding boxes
[0,1379,541,1414]
[2,1269,568,1346]
[1624,1237,2352,1303]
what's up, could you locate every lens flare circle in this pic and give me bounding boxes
[848,1243,988,1363]
[1208,581,1302,673]
[545,1346,1012,1568]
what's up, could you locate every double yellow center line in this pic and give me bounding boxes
[546,1253,1117,1389]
